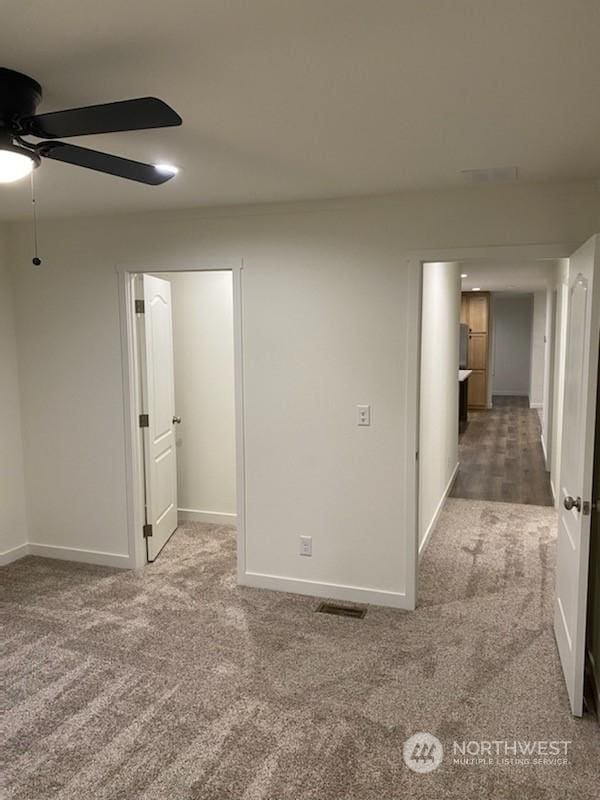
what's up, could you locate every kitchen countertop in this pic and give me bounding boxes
[459,369,472,382]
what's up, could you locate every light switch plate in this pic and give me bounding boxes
[300,535,312,556]
[357,404,371,426]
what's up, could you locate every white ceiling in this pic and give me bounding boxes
[459,261,559,292]
[2,0,600,219]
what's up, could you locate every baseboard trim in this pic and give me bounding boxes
[419,461,459,560]
[492,390,529,397]
[550,477,557,506]
[530,401,543,409]
[27,543,132,569]
[540,434,548,467]
[0,542,30,566]
[178,508,237,526]
[240,571,409,609]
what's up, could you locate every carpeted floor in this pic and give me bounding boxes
[1,499,598,799]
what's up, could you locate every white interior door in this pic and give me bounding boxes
[141,275,178,561]
[554,234,600,716]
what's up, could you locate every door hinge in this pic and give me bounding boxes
[135,299,145,313]
[139,413,149,428]
[143,523,153,538]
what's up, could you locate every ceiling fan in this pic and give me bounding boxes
[0,67,182,185]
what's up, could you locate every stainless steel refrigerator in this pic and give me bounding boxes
[459,324,469,369]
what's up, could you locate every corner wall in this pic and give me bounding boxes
[0,226,29,564]
[550,259,570,503]
[530,290,547,408]
[419,262,460,555]
[541,287,556,469]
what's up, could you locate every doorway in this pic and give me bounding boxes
[417,258,560,556]
[413,238,600,719]
[452,285,554,506]
[119,264,245,572]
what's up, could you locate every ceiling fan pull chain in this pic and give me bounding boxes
[30,170,41,267]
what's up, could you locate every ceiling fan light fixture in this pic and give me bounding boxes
[154,163,179,177]
[0,143,39,183]
[0,68,182,185]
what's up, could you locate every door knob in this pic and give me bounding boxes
[564,495,581,512]
[172,415,182,424]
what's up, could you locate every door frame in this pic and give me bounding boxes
[407,241,576,605]
[117,261,246,573]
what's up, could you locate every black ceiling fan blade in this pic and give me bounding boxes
[23,97,182,139]
[39,141,175,185]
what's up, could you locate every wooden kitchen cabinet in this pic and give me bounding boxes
[467,369,487,408]
[467,334,487,370]
[467,294,488,333]
[461,291,490,409]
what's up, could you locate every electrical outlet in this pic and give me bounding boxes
[357,404,371,426]
[300,535,312,557]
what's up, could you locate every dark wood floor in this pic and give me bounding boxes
[450,395,554,506]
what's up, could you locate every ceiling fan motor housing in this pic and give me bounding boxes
[0,68,42,131]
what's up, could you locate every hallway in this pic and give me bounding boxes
[450,395,554,506]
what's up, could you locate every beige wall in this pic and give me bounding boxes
[0,226,29,562]
[6,181,600,603]
[419,262,460,554]
[166,271,236,520]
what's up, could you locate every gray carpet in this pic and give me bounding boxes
[1,499,598,799]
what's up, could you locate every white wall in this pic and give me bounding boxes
[541,287,556,468]
[6,181,600,605]
[0,226,29,564]
[166,271,236,521]
[419,262,460,555]
[551,260,570,503]
[529,290,547,408]
[491,294,533,396]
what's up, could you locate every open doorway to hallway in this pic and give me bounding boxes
[452,270,558,507]
[133,270,238,564]
[418,257,565,559]
[416,244,600,721]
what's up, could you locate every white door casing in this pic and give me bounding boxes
[554,234,600,716]
[141,275,178,561]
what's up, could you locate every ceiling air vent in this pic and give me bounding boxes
[461,166,518,185]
